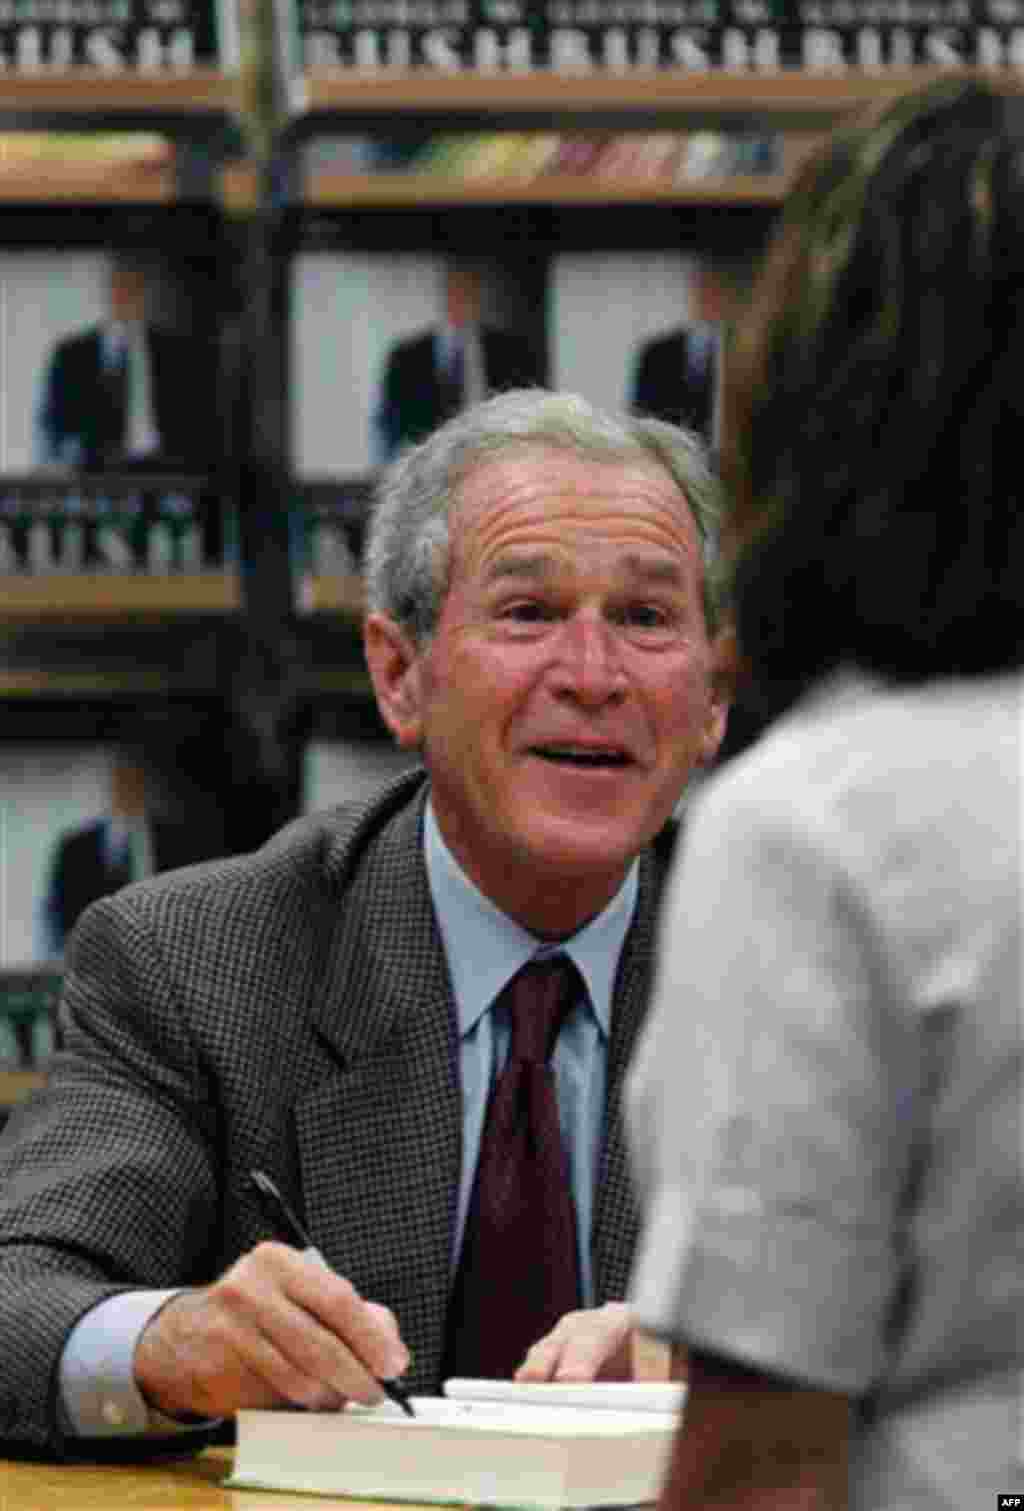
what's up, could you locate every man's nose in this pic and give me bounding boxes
[547,614,627,706]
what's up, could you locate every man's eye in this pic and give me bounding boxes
[616,603,670,629]
[502,600,555,621]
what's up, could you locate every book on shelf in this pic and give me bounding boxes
[229,1377,686,1508]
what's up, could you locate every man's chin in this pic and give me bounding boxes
[520,813,646,883]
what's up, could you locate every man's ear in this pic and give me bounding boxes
[698,627,737,768]
[364,613,425,749]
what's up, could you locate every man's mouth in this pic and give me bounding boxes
[530,745,632,768]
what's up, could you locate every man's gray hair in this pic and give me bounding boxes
[364,388,724,644]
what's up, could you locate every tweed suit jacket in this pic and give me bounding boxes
[0,770,672,1457]
[44,816,231,952]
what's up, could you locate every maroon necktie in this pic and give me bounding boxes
[444,955,583,1380]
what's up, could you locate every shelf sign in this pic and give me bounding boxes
[295,0,1024,69]
[0,0,233,70]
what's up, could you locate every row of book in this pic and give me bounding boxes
[307,129,783,182]
[0,499,209,575]
[0,132,175,197]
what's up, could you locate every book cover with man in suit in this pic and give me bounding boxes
[629,256,739,449]
[373,259,545,462]
[34,250,220,475]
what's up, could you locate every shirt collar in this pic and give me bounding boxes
[103,320,143,367]
[423,797,638,1042]
[436,323,477,368]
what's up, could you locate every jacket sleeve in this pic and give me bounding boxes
[0,889,221,1456]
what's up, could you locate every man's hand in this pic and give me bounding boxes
[133,1242,409,1419]
[515,1303,635,1382]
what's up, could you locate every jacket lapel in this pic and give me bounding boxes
[294,782,462,1395]
[592,849,662,1304]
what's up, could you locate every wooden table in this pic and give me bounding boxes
[0,1329,673,1506]
[0,1448,440,1510]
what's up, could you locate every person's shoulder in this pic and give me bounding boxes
[386,328,435,365]
[57,817,107,854]
[174,764,425,885]
[87,770,428,946]
[694,668,1023,858]
[268,765,429,889]
[49,325,103,364]
[767,670,1019,797]
[638,325,687,361]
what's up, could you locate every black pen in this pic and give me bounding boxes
[248,1169,415,1417]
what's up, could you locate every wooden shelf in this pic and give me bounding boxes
[304,168,792,205]
[0,70,242,113]
[0,150,175,202]
[220,158,260,211]
[297,572,366,618]
[300,65,1024,122]
[0,665,207,695]
[0,1068,47,1109]
[0,570,241,623]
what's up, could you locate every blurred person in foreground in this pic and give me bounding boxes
[626,80,1024,1510]
[0,389,727,1455]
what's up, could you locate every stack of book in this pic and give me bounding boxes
[305,129,781,183]
[0,495,207,576]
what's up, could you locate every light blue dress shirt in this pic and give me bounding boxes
[424,801,637,1299]
[60,797,638,1436]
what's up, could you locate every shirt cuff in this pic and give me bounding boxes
[60,1290,218,1438]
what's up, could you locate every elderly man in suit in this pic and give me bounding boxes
[34,252,219,475]
[630,258,732,449]
[33,250,222,569]
[373,259,545,462]
[40,747,227,958]
[0,390,727,1455]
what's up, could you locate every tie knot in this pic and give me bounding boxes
[505,955,579,1065]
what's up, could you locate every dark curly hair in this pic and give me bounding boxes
[720,79,1024,696]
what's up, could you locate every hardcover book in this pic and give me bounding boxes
[229,1379,686,1508]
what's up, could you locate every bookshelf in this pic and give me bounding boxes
[0,9,269,977]
[298,65,1024,117]
[0,570,242,622]
[290,69,817,205]
[0,71,241,109]
[289,64,1024,203]
[277,54,1024,709]
[0,118,244,682]
[5,31,1023,996]
[279,64,831,649]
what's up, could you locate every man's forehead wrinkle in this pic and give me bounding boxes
[481,549,689,587]
[482,553,555,585]
[619,553,687,584]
